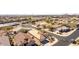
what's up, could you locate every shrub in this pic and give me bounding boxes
[0,26,13,31]
[18,29,29,33]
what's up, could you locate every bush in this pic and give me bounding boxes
[18,29,29,33]
[0,26,13,31]
[72,41,76,44]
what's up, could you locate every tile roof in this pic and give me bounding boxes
[0,36,10,46]
[13,29,46,46]
[0,30,7,36]
[13,32,35,46]
[28,29,45,41]
[13,32,27,45]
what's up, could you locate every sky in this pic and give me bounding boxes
[0,0,79,15]
[0,0,79,59]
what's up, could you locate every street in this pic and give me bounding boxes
[0,21,79,46]
[49,29,79,46]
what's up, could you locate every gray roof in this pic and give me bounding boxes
[57,26,70,30]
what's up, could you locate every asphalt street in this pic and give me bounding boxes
[48,29,79,46]
[0,22,79,46]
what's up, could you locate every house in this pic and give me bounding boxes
[0,36,10,46]
[28,29,45,40]
[0,30,7,36]
[0,30,10,46]
[56,26,70,32]
[13,32,36,46]
[27,29,48,45]
[13,29,55,46]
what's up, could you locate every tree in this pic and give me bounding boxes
[49,27,55,32]
[66,18,77,29]
[19,29,28,33]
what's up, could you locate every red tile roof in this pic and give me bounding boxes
[0,36,10,46]
[13,32,35,46]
